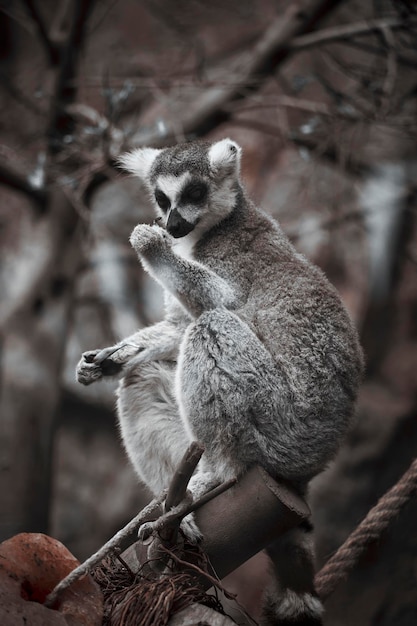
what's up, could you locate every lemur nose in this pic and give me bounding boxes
[167,208,194,238]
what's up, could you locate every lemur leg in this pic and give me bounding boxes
[117,360,190,495]
[117,359,202,542]
[177,308,292,496]
[261,522,323,626]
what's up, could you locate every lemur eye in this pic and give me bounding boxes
[154,189,171,212]
[181,182,207,204]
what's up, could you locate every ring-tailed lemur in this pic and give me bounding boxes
[76,138,363,625]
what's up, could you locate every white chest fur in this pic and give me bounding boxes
[172,232,197,260]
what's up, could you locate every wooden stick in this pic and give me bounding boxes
[44,493,165,608]
[165,442,204,511]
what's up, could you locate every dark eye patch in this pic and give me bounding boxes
[180,181,208,205]
[154,189,171,212]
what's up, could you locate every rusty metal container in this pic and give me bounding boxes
[122,466,310,582]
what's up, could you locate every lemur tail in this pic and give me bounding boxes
[261,520,324,625]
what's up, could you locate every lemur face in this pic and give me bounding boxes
[152,172,209,238]
[119,138,242,239]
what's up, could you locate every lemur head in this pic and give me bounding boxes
[119,138,242,239]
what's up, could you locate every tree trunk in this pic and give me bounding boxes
[0,190,81,538]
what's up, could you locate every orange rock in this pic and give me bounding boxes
[0,533,103,626]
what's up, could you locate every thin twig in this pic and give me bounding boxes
[290,16,414,50]
[179,479,237,516]
[228,117,285,138]
[379,26,398,116]
[146,478,237,537]
[229,117,371,178]
[159,544,237,601]
[229,95,332,116]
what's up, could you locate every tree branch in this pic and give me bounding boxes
[22,0,59,65]
[379,25,398,116]
[130,0,345,146]
[290,16,416,50]
[0,2,97,546]
[165,442,204,511]
[0,69,45,116]
[0,160,47,206]
[47,0,96,156]
[228,117,371,178]
[44,492,167,608]
[44,441,236,608]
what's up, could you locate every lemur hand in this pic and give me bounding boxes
[130,224,172,257]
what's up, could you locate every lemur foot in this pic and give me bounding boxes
[76,342,144,385]
[180,514,203,544]
[137,520,156,542]
[76,350,106,385]
[137,515,202,545]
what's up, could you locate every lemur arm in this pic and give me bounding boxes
[130,224,237,319]
[100,317,185,363]
[76,317,187,385]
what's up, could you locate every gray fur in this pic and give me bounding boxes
[76,138,363,624]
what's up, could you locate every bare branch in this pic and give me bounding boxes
[165,442,204,511]
[316,51,378,117]
[228,117,371,178]
[333,37,417,70]
[379,26,398,116]
[0,1,96,545]
[228,117,285,138]
[22,0,59,65]
[0,69,45,116]
[161,441,204,546]
[44,470,236,607]
[0,160,46,206]
[290,16,416,50]
[230,95,333,117]
[130,0,345,146]
[47,0,96,157]
[44,491,167,608]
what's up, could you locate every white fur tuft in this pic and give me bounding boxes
[274,590,324,621]
[118,147,162,180]
[156,172,191,200]
[208,138,241,174]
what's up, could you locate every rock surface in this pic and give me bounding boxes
[0,533,103,626]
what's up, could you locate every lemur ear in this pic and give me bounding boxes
[118,147,162,180]
[208,138,242,177]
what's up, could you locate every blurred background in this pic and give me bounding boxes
[0,0,416,624]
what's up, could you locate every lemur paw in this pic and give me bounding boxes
[180,514,203,544]
[137,515,202,544]
[76,346,129,385]
[76,350,104,385]
[130,223,171,256]
[137,520,156,542]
